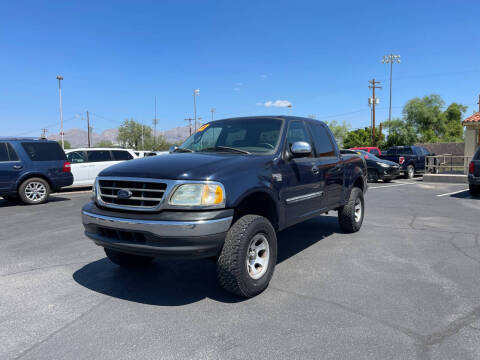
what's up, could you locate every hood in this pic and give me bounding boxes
[99,152,269,181]
[377,159,399,167]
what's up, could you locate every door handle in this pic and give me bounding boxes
[12,165,23,170]
[312,165,319,175]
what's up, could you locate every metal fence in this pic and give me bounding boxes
[425,155,472,175]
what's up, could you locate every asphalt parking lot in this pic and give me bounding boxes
[1,180,479,360]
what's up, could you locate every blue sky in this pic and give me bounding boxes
[1,0,479,137]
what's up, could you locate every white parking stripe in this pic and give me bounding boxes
[369,182,416,189]
[436,189,469,197]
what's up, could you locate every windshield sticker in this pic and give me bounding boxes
[197,123,210,132]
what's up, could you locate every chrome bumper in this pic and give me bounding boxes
[81,210,233,237]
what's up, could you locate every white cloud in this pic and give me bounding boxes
[260,74,268,78]
[261,100,292,108]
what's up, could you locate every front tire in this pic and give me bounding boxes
[405,165,415,179]
[104,248,154,267]
[470,184,480,197]
[18,177,50,205]
[217,215,277,298]
[338,187,364,233]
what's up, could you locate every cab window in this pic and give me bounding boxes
[0,143,9,161]
[370,148,379,156]
[285,121,313,157]
[308,123,336,157]
[111,150,134,161]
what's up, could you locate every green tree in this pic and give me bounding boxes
[325,120,351,148]
[58,140,71,149]
[117,119,152,149]
[95,140,114,148]
[343,127,384,149]
[382,118,418,148]
[402,95,466,143]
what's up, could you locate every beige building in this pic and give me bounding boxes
[463,112,480,158]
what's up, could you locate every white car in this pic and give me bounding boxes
[134,150,157,158]
[65,148,137,186]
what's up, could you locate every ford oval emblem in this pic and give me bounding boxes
[117,189,133,199]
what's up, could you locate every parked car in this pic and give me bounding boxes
[468,147,480,196]
[0,138,73,204]
[341,149,400,182]
[380,145,431,179]
[350,146,382,156]
[65,148,137,186]
[81,116,368,298]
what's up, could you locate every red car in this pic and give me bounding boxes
[350,147,382,156]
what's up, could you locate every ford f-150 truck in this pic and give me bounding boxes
[81,116,367,297]
[380,145,431,179]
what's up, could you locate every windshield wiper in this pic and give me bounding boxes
[201,146,251,155]
[173,147,194,153]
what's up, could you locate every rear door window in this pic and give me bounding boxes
[370,148,379,156]
[86,150,112,162]
[6,143,19,161]
[111,150,134,160]
[21,142,66,161]
[400,147,413,155]
[474,148,480,160]
[0,143,9,161]
[308,123,336,157]
[386,148,396,155]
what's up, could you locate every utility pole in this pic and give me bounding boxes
[193,89,200,131]
[86,111,91,148]
[368,79,381,146]
[211,107,216,121]
[56,75,64,149]
[153,96,159,146]
[381,54,401,134]
[41,128,48,139]
[184,118,193,136]
[477,94,480,112]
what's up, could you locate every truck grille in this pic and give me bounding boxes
[98,179,167,210]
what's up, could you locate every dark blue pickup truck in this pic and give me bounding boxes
[81,116,367,297]
[380,145,431,179]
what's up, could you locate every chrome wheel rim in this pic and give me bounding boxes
[354,199,362,223]
[25,182,47,202]
[246,233,270,280]
[408,167,414,177]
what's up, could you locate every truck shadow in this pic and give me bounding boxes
[72,216,339,306]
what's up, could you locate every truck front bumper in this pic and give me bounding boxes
[81,202,233,259]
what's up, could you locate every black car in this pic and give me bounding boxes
[380,145,431,179]
[341,149,400,183]
[468,147,480,196]
[81,116,368,298]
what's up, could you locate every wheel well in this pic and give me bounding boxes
[17,174,52,192]
[235,192,279,230]
[353,176,364,191]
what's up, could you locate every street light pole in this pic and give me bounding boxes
[381,54,401,132]
[211,107,216,121]
[56,75,64,149]
[193,89,200,131]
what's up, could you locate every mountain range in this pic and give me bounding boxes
[48,125,194,148]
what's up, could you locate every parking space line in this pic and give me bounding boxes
[436,189,469,197]
[369,183,416,189]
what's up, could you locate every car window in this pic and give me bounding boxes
[0,143,9,162]
[402,147,413,155]
[286,121,311,146]
[111,150,134,161]
[386,148,396,155]
[370,148,379,156]
[21,142,67,161]
[87,150,112,162]
[66,151,87,164]
[422,147,430,156]
[308,123,336,157]
[474,147,480,160]
[6,143,19,161]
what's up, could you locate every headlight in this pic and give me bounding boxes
[169,183,225,207]
[377,162,389,168]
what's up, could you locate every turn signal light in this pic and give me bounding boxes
[399,156,405,165]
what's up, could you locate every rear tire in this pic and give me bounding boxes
[368,171,378,183]
[217,215,277,298]
[18,177,50,205]
[338,187,364,233]
[470,184,480,197]
[104,248,154,267]
[383,179,392,183]
[405,165,415,179]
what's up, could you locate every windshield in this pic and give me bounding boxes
[179,118,283,154]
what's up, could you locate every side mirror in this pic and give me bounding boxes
[169,145,178,153]
[291,141,312,157]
